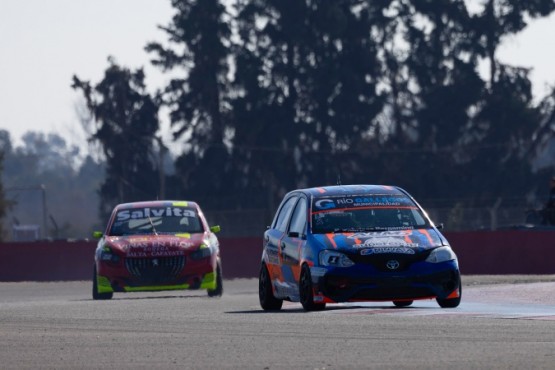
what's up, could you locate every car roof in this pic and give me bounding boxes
[292,185,406,198]
[114,200,199,210]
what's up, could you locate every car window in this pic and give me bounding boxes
[288,198,307,235]
[109,206,204,235]
[273,196,298,232]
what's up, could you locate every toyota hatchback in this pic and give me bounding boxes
[259,185,461,311]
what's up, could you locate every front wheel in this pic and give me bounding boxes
[299,265,326,311]
[259,264,283,310]
[207,261,223,297]
[436,275,462,308]
[92,265,113,300]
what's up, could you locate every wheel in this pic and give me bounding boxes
[92,265,113,300]
[393,300,413,307]
[436,274,462,308]
[259,264,283,310]
[299,264,326,311]
[207,261,223,297]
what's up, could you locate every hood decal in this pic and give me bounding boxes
[106,234,201,257]
[314,229,442,254]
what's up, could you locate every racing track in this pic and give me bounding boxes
[1,277,555,369]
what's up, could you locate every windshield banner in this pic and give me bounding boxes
[313,195,413,211]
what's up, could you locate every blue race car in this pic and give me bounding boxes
[259,185,461,311]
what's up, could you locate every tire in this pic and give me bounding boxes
[92,265,113,300]
[436,274,462,308]
[299,264,326,311]
[259,264,283,311]
[207,261,223,297]
[393,300,413,307]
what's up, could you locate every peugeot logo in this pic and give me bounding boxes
[386,260,400,270]
[152,259,159,267]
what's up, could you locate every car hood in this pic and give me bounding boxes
[104,233,204,257]
[311,229,445,255]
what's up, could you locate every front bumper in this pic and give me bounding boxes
[311,260,460,303]
[96,255,218,294]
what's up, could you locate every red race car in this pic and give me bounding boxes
[92,201,222,300]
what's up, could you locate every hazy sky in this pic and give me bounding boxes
[1,0,555,149]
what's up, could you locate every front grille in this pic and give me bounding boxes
[125,256,185,283]
[350,250,431,272]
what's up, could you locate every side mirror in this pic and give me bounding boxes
[210,225,221,233]
[92,231,103,239]
[435,223,444,230]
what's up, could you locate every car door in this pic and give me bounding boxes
[263,195,298,297]
[279,196,308,289]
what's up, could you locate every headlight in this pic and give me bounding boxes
[425,246,457,263]
[319,250,354,267]
[100,247,120,263]
[191,244,212,260]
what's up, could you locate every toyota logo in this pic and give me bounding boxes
[386,260,400,270]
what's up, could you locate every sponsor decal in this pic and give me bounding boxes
[116,207,196,221]
[314,199,336,210]
[360,247,415,255]
[127,250,186,257]
[313,195,412,211]
[119,237,195,256]
[124,238,195,249]
[348,232,419,253]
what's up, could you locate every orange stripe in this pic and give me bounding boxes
[316,187,326,193]
[420,229,434,244]
[326,233,338,249]
[446,288,460,299]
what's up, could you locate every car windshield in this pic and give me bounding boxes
[108,206,204,236]
[311,194,429,234]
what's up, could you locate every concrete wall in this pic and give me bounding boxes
[1,230,555,281]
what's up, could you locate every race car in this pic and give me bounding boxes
[92,200,222,300]
[259,185,461,311]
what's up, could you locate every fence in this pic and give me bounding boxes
[2,230,555,281]
[204,206,535,237]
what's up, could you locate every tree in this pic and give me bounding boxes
[0,141,9,241]
[72,58,161,218]
[146,0,233,206]
[472,0,555,86]
[1,130,103,239]
[230,0,387,208]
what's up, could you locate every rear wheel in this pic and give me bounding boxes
[393,300,413,307]
[259,264,283,310]
[207,261,223,297]
[92,265,113,300]
[436,274,462,308]
[299,265,326,311]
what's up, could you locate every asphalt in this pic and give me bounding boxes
[0,277,554,369]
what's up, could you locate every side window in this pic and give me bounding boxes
[288,198,307,236]
[273,197,298,232]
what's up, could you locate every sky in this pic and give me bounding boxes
[1,0,555,152]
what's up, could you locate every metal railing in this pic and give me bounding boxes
[204,206,538,237]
